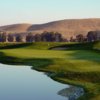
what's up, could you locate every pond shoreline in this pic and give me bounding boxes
[37,69,85,100]
[0,62,85,100]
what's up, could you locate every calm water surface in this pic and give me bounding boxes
[0,63,69,100]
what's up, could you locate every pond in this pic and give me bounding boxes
[0,63,69,100]
[0,63,84,100]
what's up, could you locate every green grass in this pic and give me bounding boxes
[0,49,68,58]
[0,42,100,100]
[0,42,68,50]
[94,41,100,50]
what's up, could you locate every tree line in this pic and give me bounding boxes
[69,31,100,42]
[0,31,63,42]
[0,31,100,42]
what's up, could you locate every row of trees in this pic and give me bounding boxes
[0,32,64,42]
[0,31,100,43]
[70,31,100,42]
[26,32,63,42]
[70,34,87,42]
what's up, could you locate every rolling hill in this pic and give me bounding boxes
[0,24,32,33]
[0,18,100,39]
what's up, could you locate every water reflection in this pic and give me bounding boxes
[0,63,68,100]
[0,63,84,100]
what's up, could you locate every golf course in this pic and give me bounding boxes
[0,42,100,100]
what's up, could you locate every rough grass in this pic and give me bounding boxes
[0,42,100,100]
[93,41,100,50]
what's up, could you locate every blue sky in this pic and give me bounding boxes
[0,0,100,25]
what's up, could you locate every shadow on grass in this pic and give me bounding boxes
[0,51,53,69]
[0,43,33,49]
[66,50,100,64]
[49,42,96,50]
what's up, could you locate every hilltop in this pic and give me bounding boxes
[0,18,100,38]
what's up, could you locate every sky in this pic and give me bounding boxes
[0,0,100,25]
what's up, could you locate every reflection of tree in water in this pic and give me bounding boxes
[58,86,84,100]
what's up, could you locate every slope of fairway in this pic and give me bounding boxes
[0,49,68,59]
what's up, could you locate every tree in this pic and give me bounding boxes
[94,31,100,41]
[87,31,96,42]
[76,34,84,42]
[41,31,55,42]
[41,32,48,42]
[0,33,3,42]
[26,33,34,42]
[70,36,75,42]
[0,32,7,42]
[15,35,23,42]
[34,34,41,42]
[41,31,63,42]
[55,32,63,42]
[8,34,14,42]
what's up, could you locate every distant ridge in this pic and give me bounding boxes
[0,18,100,38]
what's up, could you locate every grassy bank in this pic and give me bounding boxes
[0,42,100,100]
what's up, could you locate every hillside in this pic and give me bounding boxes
[1,18,100,38]
[0,24,32,33]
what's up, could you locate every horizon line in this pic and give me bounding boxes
[1,17,100,26]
